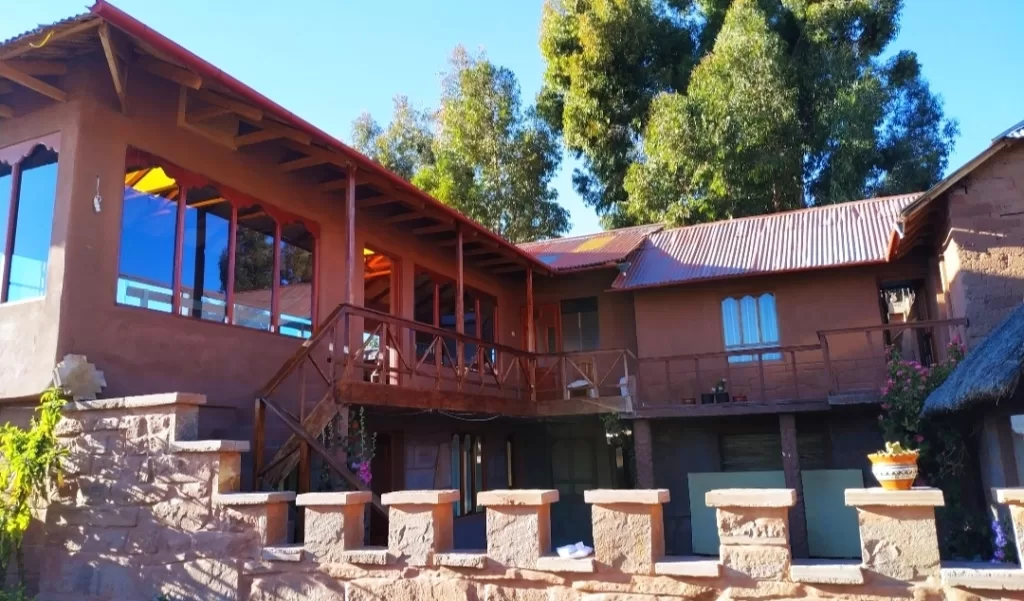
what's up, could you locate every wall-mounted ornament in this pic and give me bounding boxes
[93,175,102,213]
[53,354,107,401]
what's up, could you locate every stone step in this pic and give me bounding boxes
[170,440,249,494]
[213,492,296,547]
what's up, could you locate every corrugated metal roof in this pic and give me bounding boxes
[0,12,92,48]
[613,194,919,291]
[518,224,664,272]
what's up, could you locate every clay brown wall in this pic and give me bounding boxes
[942,141,1024,346]
[0,100,83,399]
[631,267,887,404]
[0,57,529,426]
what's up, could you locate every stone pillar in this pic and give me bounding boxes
[779,414,809,558]
[477,489,557,569]
[585,489,668,574]
[845,488,943,581]
[995,489,1024,564]
[296,491,371,563]
[381,490,458,566]
[707,488,795,581]
[632,419,655,489]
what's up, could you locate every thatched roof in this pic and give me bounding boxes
[921,304,1024,415]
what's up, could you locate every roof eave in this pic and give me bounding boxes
[901,138,1016,221]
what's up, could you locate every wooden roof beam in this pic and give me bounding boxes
[279,155,326,173]
[187,106,232,122]
[238,118,312,146]
[177,87,236,150]
[477,258,517,267]
[196,89,263,122]
[493,266,526,274]
[359,196,398,208]
[412,223,454,235]
[0,105,13,119]
[465,247,500,256]
[384,212,426,225]
[318,178,349,193]
[0,82,11,95]
[98,24,130,113]
[137,55,201,90]
[4,60,67,76]
[0,61,67,102]
[0,18,101,61]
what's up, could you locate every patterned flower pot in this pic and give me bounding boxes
[868,451,919,490]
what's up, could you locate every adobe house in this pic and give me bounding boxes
[0,2,1019,560]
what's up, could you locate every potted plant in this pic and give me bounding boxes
[701,379,729,404]
[733,394,748,402]
[868,441,920,490]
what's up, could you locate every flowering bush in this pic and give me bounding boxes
[877,337,1000,560]
[318,406,377,491]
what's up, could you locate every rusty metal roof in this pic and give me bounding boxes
[612,194,919,291]
[518,224,664,272]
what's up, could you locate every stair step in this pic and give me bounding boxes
[170,440,250,453]
[263,545,304,562]
[212,491,295,506]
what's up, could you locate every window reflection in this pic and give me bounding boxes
[232,206,275,332]
[117,164,179,312]
[0,164,11,290]
[181,186,231,322]
[278,222,314,338]
[7,147,58,302]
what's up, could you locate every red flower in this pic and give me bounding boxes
[914,435,925,443]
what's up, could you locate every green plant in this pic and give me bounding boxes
[877,339,994,559]
[0,386,67,591]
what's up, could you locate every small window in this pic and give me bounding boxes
[561,296,599,352]
[0,143,59,303]
[721,293,780,363]
[451,434,484,517]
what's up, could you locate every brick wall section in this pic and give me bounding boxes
[35,393,1024,600]
[945,143,1024,346]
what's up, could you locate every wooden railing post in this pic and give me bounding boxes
[818,333,834,395]
[296,440,311,542]
[253,397,266,489]
[758,353,766,402]
[790,350,799,400]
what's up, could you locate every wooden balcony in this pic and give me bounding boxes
[631,318,968,418]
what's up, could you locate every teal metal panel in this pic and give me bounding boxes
[802,469,864,558]
[687,471,786,555]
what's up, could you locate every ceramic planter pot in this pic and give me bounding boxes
[868,452,919,490]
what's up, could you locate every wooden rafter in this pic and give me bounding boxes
[0,18,101,62]
[279,155,325,173]
[4,60,67,76]
[237,118,311,146]
[317,178,349,193]
[0,105,12,119]
[412,223,453,235]
[0,61,67,102]
[137,55,201,89]
[189,197,227,209]
[465,247,500,256]
[478,258,516,267]
[493,265,525,274]
[384,212,425,225]
[357,196,397,209]
[98,23,130,113]
[177,86,236,150]
[187,106,231,122]
[196,89,263,121]
[0,82,11,95]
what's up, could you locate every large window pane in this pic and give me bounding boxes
[9,147,58,301]
[180,186,231,322]
[279,222,314,338]
[232,206,275,332]
[117,163,179,312]
[561,297,599,352]
[0,164,11,285]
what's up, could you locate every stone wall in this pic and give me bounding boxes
[32,394,1024,600]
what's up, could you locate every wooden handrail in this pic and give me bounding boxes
[636,344,822,364]
[817,317,968,337]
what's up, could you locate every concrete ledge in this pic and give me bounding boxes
[706,489,795,508]
[434,552,487,569]
[263,546,304,562]
[995,489,1024,504]
[477,489,559,506]
[845,487,944,507]
[654,557,721,578]
[584,489,669,505]
[341,548,393,566]
[536,556,596,573]
[170,440,250,453]
[64,392,206,411]
[791,560,864,585]
[296,491,372,506]
[382,490,459,505]
[213,492,296,506]
[941,565,1024,590]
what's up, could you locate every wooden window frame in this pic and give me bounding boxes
[452,433,485,517]
[119,149,319,337]
[721,292,782,363]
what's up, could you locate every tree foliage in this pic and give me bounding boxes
[217,228,312,294]
[540,0,958,226]
[351,49,569,243]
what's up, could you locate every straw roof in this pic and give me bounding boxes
[921,304,1024,415]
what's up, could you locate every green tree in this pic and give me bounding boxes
[540,0,958,226]
[412,48,569,243]
[218,228,312,294]
[351,96,435,181]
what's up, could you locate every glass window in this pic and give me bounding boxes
[451,434,484,517]
[115,149,317,336]
[0,145,59,303]
[722,293,781,363]
[181,186,231,322]
[118,165,179,312]
[561,297,599,352]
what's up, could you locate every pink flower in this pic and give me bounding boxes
[357,460,372,486]
[877,415,884,421]
[915,435,925,443]
[881,403,891,410]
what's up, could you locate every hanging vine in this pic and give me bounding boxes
[318,406,377,491]
[0,386,66,596]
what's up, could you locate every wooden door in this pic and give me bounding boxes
[522,304,562,398]
[369,433,394,546]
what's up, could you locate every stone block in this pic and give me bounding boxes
[846,487,942,581]
[250,571,346,601]
[346,576,475,601]
[996,488,1024,564]
[479,489,558,569]
[383,489,458,566]
[706,488,795,508]
[296,492,370,563]
[720,544,790,581]
[716,506,789,546]
[585,489,668,575]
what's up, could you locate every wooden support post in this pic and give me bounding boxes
[632,419,655,488]
[296,440,311,542]
[526,267,536,401]
[456,226,465,388]
[345,166,357,305]
[779,413,809,559]
[271,221,281,331]
[170,185,187,316]
[253,398,266,489]
[818,333,834,395]
[225,205,237,324]
[0,163,20,303]
[433,282,441,380]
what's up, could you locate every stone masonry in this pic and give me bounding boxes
[29,393,1024,600]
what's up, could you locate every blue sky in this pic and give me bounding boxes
[4,0,1022,236]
